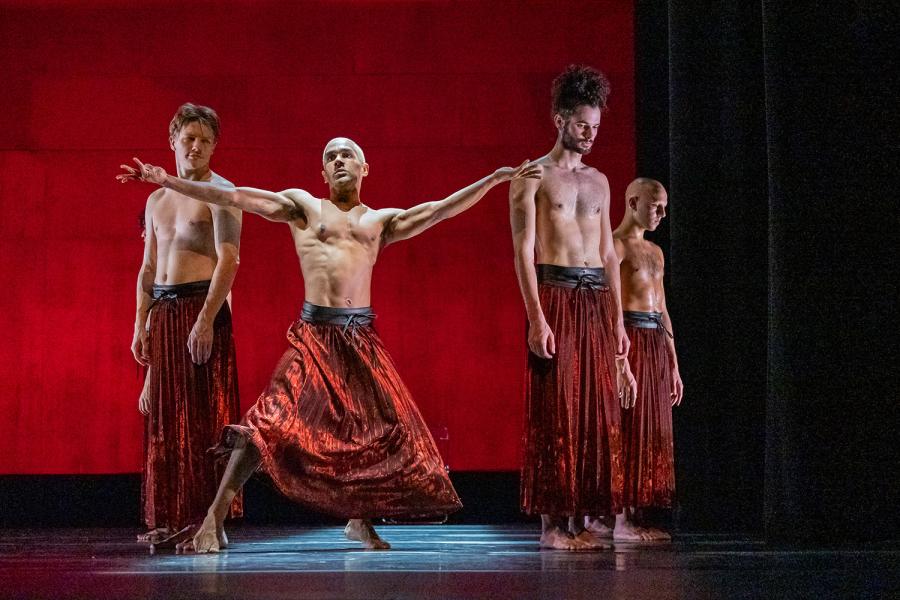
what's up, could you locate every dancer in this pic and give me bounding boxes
[131,103,243,546]
[511,65,639,550]
[119,136,539,551]
[611,177,683,540]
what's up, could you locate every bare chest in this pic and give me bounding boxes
[623,243,663,279]
[152,195,213,241]
[305,208,382,249]
[538,171,605,218]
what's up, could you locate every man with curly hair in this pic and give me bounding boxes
[511,65,645,550]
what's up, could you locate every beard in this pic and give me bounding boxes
[561,129,591,155]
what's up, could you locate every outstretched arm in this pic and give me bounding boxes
[510,171,555,359]
[118,158,305,223]
[381,161,541,246]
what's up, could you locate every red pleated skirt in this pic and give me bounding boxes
[520,284,624,516]
[143,292,243,531]
[219,318,462,519]
[621,325,675,508]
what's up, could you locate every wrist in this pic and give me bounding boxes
[526,312,546,326]
[196,311,214,327]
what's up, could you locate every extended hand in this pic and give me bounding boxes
[671,367,684,406]
[188,316,214,365]
[527,317,555,359]
[494,160,542,182]
[117,157,168,185]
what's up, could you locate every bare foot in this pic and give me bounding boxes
[572,530,612,550]
[137,527,169,543]
[539,527,585,551]
[176,514,228,554]
[583,516,614,538]
[642,527,672,541]
[344,519,391,550]
[613,519,655,542]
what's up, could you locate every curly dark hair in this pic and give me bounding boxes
[551,65,611,118]
[168,102,221,141]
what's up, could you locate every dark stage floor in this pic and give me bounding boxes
[0,525,897,599]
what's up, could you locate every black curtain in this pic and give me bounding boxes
[636,0,900,541]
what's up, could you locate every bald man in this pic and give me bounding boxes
[119,138,540,552]
[610,178,683,540]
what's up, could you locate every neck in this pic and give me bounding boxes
[329,186,362,208]
[614,213,647,239]
[177,164,213,181]
[548,140,585,170]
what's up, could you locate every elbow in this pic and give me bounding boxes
[217,247,240,269]
[427,204,447,226]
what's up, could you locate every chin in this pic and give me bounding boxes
[564,145,589,155]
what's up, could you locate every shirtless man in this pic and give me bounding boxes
[130,103,243,546]
[611,178,683,540]
[119,137,539,552]
[511,65,642,551]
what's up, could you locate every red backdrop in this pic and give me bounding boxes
[0,0,634,474]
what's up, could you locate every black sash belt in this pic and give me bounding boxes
[623,310,674,339]
[149,280,211,309]
[536,264,609,290]
[301,301,376,335]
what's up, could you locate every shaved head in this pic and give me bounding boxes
[625,177,664,201]
[323,137,366,165]
[623,177,668,231]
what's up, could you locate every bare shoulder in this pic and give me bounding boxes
[372,206,403,224]
[648,240,665,261]
[280,188,318,215]
[511,157,549,196]
[281,188,316,205]
[146,187,165,205]
[531,155,556,179]
[210,172,235,188]
[581,165,609,186]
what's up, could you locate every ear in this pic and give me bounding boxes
[169,136,176,152]
[209,139,217,155]
[553,114,565,130]
[627,195,639,211]
[361,162,369,177]
[321,169,328,185]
